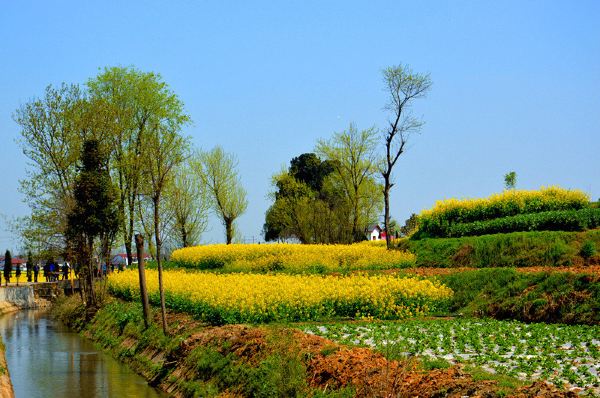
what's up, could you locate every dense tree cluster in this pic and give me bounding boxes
[15,67,247,325]
[264,131,383,244]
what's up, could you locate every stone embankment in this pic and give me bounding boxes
[0,280,79,315]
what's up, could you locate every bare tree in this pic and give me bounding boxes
[381,65,432,249]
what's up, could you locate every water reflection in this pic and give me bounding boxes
[0,310,165,398]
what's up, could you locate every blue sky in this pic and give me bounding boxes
[1,1,599,251]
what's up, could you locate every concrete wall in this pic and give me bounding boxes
[0,286,35,309]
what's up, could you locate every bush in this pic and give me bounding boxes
[579,240,596,259]
[418,187,590,237]
[407,229,600,268]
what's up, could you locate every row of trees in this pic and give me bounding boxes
[264,65,432,246]
[15,67,247,330]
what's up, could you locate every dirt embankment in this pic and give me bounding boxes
[0,341,14,398]
[52,297,577,398]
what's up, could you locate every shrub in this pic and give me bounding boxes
[579,240,596,259]
[580,240,597,266]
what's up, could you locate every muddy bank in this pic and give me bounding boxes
[52,295,577,398]
[0,336,14,398]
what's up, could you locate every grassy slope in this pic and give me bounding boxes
[439,268,600,325]
[403,229,600,268]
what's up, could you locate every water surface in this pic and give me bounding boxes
[0,309,165,398]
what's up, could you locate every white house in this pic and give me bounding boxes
[366,224,393,241]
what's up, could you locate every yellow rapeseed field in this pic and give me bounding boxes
[108,269,452,324]
[420,186,589,225]
[171,242,415,272]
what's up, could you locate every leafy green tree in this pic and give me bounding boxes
[66,139,119,308]
[264,153,359,244]
[195,147,248,245]
[289,153,334,192]
[400,213,419,237]
[14,84,87,257]
[3,250,11,286]
[504,171,517,190]
[165,162,210,248]
[87,66,183,269]
[317,124,382,241]
[381,64,432,248]
[142,121,189,334]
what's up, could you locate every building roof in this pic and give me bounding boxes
[0,257,27,265]
[366,224,382,232]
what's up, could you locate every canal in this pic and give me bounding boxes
[0,310,165,398]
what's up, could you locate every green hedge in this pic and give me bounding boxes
[404,229,600,268]
[443,208,600,238]
[439,268,600,325]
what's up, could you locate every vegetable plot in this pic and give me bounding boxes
[302,318,600,393]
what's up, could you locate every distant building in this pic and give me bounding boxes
[365,224,396,241]
[111,253,152,266]
[0,256,27,271]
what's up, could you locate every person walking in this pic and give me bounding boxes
[43,261,49,282]
[33,263,39,283]
[49,262,55,282]
[63,263,69,280]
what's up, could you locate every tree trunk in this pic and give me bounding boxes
[135,233,151,329]
[181,226,188,248]
[225,219,233,245]
[86,238,96,308]
[154,196,168,334]
[383,179,391,250]
[125,202,135,267]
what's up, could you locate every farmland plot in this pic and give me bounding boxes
[302,318,600,393]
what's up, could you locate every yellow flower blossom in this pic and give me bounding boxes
[108,269,452,324]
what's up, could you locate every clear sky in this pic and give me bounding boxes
[1,1,599,251]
